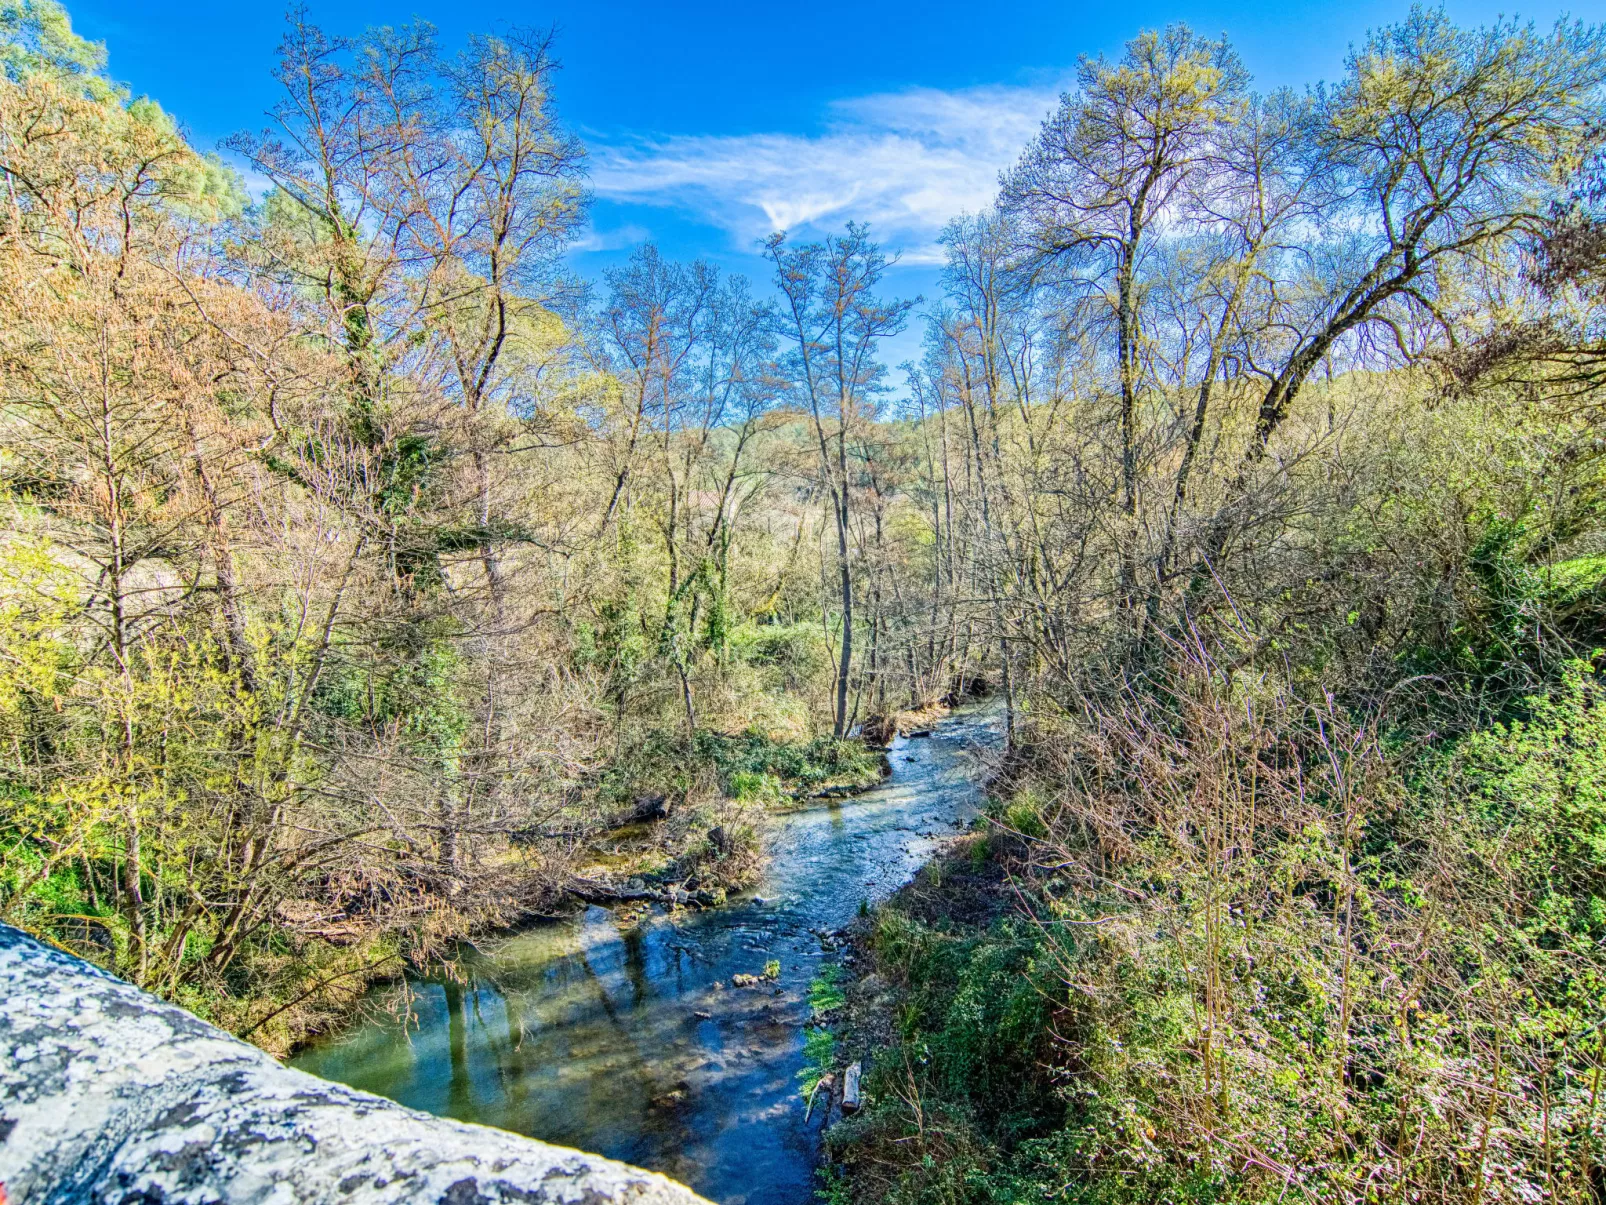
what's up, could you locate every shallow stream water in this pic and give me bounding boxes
[292,706,1001,1204]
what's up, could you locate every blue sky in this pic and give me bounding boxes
[67,0,1590,367]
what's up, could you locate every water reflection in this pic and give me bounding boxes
[292,708,1000,1205]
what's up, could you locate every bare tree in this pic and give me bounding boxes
[766,224,912,736]
[1004,26,1247,612]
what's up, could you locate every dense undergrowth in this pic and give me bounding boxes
[0,716,883,1053]
[827,566,1606,1202]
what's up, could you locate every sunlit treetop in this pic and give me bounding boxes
[0,0,246,221]
[0,0,107,93]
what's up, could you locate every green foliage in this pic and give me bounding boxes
[809,964,847,1018]
[800,1024,838,1095]
[600,724,883,805]
[0,0,105,88]
[693,729,881,793]
[833,665,1606,1203]
[1550,554,1606,603]
[999,787,1048,840]
[1397,514,1568,701]
[727,770,783,803]
[729,621,831,692]
[1420,658,1606,936]
[831,909,1062,1203]
[580,594,648,690]
[0,1,245,216]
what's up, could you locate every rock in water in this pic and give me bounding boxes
[0,923,710,1205]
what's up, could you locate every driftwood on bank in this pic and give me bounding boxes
[0,923,711,1205]
[841,1061,863,1112]
[566,876,723,908]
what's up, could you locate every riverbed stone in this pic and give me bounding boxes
[0,923,711,1205]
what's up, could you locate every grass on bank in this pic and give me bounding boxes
[823,660,1606,1205]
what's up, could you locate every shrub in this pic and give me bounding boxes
[832,660,1606,1204]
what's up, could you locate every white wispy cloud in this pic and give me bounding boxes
[569,222,653,254]
[588,83,1062,264]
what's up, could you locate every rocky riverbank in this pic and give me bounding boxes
[805,826,1025,1204]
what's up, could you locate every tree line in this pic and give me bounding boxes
[824,11,1606,1205]
[0,2,976,1046]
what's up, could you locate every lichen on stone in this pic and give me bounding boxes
[0,924,709,1205]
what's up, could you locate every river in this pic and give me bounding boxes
[291,706,1001,1204]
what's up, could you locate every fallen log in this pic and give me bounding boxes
[567,877,720,909]
[809,783,870,800]
[804,773,886,802]
[567,875,670,904]
[0,923,710,1205]
[842,1061,863,1112]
